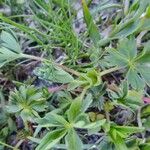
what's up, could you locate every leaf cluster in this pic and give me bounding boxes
[0,0,150,150]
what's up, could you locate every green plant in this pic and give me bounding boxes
[6,85,47,123]
[109,81,144,110]
[105,37,150,89]
[0,0,150,149]
[35,95,106,150]
[107,124,144,150]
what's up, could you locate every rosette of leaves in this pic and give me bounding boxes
[105,37,150,89]
[6,85,47,122]
[68,69,101,90]
[34,62,74,84]
[34,96,106,150]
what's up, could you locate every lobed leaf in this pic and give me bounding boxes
[105,37,150,89]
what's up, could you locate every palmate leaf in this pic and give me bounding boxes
[6,85,47,122]
[0,31,22,67]
[105,37,137,68]
[105,37,150,89]
[98,0,150,47]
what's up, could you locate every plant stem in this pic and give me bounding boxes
[24,120,29,131]
[137,107,145,142]
[0,141,18,150]
[100,66,120,76]
[22,54,120,77]
[20,53,46,62]
[21,53,80,76]
[80,88,87,100]
[14,140,24,149]
[57,64,80,76]
[124,0,129,15]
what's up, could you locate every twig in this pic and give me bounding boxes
[21,53,80,76]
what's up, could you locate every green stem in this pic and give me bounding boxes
[20,53,80,76]
[0,90,5,111]
[22,54,120,77]
[14,140,24,149]
[24,120,29,131]
[80,88,87,100]
[20,53,47,62]
[124,0,130,15]
[137,107,145,142]
[100,66,120,76]
[105,109,110,123]
[0,141,18,150]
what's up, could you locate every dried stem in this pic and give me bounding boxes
[21,53,80,76]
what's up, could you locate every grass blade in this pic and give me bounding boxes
[82,0,101,46]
